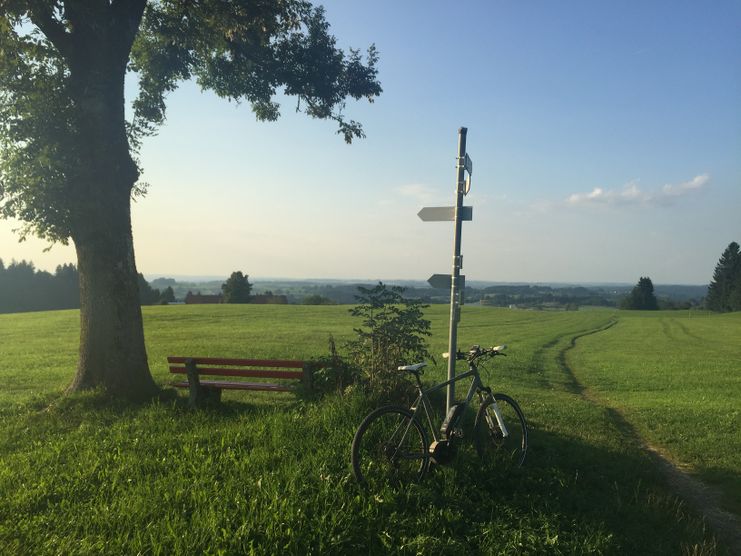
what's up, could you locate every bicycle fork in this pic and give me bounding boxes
[479,391,509,438]
[489,399,510,437]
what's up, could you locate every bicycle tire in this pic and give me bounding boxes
[351,405,429,487]
[474,393,528,469]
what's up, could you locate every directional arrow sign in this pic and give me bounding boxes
[417,206,473,222]
[428,274,465,290]
[464,153,473,175]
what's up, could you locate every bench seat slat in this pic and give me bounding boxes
[169,366,304,380]
[167,356,304,368]
[171,380,295,392]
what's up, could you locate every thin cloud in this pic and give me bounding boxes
[396,183,441,204]
[661,174,709,197]
[567,174,710,207]
[567,181,647,205]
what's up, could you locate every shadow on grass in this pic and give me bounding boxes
[402,424,729,555]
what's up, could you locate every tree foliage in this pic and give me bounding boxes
[130,2,381,142]
[0,258,79,313]
[706,241,741,312]
[222,271,252,303]
[0,2,382,242]
[345,283,431,399]
[621,276,658,310]
[0,2,381,398]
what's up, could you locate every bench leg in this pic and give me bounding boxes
[185,359,222,408]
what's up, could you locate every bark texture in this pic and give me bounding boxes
[41,2,158,399]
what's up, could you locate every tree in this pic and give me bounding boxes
[222,271,252,303]
[621,276,659,310]
[159,286,175,305]
[731,268,741,311]
[706,242,740,312]
[137,273,160,305]
[0,259,38,312]
[53,263,80,309]
[0,4,381,399]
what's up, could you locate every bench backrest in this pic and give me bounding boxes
[167,356,305,380]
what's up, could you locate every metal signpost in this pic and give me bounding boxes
[418,127,473,412]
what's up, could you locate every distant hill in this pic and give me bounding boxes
[145,277,708,309]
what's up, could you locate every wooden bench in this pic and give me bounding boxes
[168,356,313,406]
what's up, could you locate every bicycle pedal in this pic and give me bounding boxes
[449,427,464,439]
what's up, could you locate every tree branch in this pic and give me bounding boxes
[28,3,72,60]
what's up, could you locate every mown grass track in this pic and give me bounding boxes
[567,311,741,513]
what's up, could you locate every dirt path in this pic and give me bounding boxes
[559,325,741,554]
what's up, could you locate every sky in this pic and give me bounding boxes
[1,1,739,285]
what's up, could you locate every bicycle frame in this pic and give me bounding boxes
[408,362,490,445]
[352,347,526,487]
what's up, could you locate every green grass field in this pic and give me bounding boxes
[567,311,741,512]
[0,305,739,554]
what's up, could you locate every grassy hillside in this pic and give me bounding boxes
[568,311,741,511]
[0,305,737,554]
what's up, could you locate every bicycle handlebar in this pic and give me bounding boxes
[442,344,507,361]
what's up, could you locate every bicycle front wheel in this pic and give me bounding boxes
[351,405,429,488]
[474,393,528,469]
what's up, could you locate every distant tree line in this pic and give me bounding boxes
[478,284,614,309]
[706,241,741,312]
[0,260,79,313]
[8,250,738,315]
[303,294,336,305]
[0,258,174,313]
[138,275,176,306]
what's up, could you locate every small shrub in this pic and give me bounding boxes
[345,282,431,401]
[305,336,360,398]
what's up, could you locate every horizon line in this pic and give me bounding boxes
[144,274,709,288]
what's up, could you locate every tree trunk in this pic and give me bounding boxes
[68,205,157,400]
[63,14,158,400]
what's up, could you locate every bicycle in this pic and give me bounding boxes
[351,344,527,487]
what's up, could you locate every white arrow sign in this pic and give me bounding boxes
[428,274,465,290]
[417,206,473,222]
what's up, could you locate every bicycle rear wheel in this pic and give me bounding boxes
[351,405,429,487]
[474,393,528,469]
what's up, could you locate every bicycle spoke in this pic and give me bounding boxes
[474,394,528,470]
[352,406,428,487]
